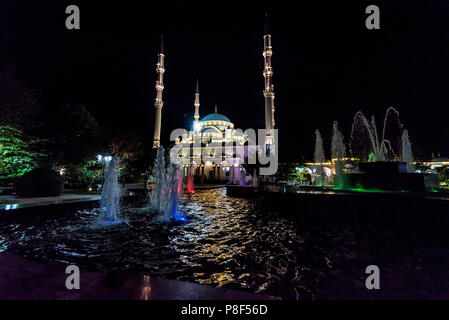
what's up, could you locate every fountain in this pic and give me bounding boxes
[97,156,121,225]
[164,163,184,222]
[314,129,325,187]
[149,146,186,222]
[401,129,414,173]
[344,107,438,191]
[149,146,166,213]
[187,162,196,194]
[331,121,346,188]
[252,168,258,187]
[239,168,247,186]
[350,107,402,161]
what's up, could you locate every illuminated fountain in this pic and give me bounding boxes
[97,156,121,225]
[149,146,186,222]
[252,168,258,187]
[187,162,196,194]
[331,121,346,188]
[314,129,325,187]
[401,129,414,173]
[344,107,438,191]
[350,107,402,162]
[239,168,247,186]
[150,146,166,213]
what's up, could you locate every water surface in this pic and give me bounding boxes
[1,188,448,299]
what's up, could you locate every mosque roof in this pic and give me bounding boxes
[200,112,231,123]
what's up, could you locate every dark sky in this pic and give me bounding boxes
[1,0,448,161]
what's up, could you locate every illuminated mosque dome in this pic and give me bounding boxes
[201,112,231,122]
[199,111,234,133]
[182,104,246,144]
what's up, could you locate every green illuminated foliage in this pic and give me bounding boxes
[0,126,45,180]
[436,167,449,189]
[62,159,104,188]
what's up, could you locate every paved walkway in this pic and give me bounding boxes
[0,194,100,211]
[0,253,278,300]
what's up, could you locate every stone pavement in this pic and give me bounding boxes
[0,253,279,300]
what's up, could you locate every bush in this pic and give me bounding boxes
[15,168,63,197]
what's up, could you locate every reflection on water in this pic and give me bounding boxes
[1,188,449,299]
[140,275,152,300]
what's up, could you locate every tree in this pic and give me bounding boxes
[437,167,449,189]
[0,67,42,132]
[44,103,100,166]
[62,159,104,189]
[0,126,45,181]
[109,131,153,183]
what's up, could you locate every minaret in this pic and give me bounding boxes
[153,35,165,149]
[263,14,275,146]
[193,80,200,131]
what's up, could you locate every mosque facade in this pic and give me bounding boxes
[153,16,276,183]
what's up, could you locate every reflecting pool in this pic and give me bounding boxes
[1,188,448,299]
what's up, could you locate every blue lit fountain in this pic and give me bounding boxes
[97,156,121,225]
[149,146,186,222]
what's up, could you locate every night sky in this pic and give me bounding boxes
[1,0,448,161]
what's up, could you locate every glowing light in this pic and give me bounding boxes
[194,122,201,132]
[175,215,188,222]
[4,204,18,210]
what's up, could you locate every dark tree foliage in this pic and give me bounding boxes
[109,131,153,183]
[43,103,100,166]
[0,67,42,132]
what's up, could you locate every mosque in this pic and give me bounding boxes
[152,16,276,183]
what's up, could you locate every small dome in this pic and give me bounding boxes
[201,112,231,123]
